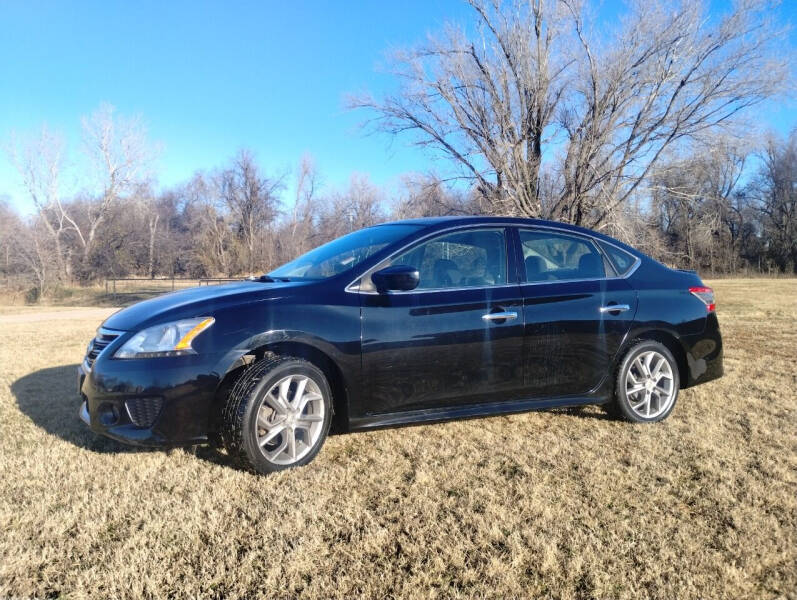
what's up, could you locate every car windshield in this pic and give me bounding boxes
[269,224,422,280]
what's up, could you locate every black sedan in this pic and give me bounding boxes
[78,217,723,473]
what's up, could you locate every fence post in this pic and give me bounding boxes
[172,277,175,291]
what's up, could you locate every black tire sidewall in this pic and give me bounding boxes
[241,359,333,472]
[615,341,680,423]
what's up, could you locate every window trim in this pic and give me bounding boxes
[514,226,641,286]
[346,225,515,295]
[595,238,638,277]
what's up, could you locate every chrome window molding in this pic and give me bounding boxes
[345,222,642,295]
[353,282,524,296]
[516,227,641,287]
[593,237,641,277]
[515,268,640,288]
[346,224,514,295]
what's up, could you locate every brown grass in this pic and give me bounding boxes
[1,279,795,599]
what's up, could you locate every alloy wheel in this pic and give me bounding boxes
[625,350,676,419]
[255,374,325,465]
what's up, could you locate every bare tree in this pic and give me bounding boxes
[283,154,321,261]
[352,0,572,216]
[217,149,282,275]
[10,218,54,299]
[79,103,156,265]
[648,134,752,271]
[0,199,28,283]
[0,200,13,279]
[354,0,788,227]
[176,173,234,276]
[6,126,75,279]
[753,131,797,273]
[552,0,786,228]
[131,185,161,278]
[391,173,479,218]
[316,175,386,243]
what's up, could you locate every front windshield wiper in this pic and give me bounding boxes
[247,274,276,283]
[247,274,292,283]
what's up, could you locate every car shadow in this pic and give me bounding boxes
[11,364,273,472]
[12,364,162,455]
[547,405,616,421]
[11,365,616,472]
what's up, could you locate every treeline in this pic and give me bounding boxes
[1,123,795,299]
[0,107,482,297]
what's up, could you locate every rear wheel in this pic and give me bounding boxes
[610,341,680,423]
[221,356,332,473]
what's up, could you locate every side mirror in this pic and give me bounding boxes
[371,265,420,293]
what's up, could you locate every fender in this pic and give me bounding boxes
[213,328,354,376]
[210,328,362,428]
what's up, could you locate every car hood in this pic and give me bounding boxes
[101,280,304,331]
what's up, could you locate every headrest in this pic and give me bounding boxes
[578,253,603,277]
[525,255,544,275]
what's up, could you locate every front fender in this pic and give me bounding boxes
[213,328,357,376]
[208,294,363,425]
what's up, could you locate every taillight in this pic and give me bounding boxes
[689,286,715,312]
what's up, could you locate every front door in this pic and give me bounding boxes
[360,227,525,415]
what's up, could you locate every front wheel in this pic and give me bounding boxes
[610,341,680,423]
[221,356,332,473]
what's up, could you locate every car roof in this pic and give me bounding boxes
[377,216,643,257]
[384,215,568,227]
[381,215,597,237]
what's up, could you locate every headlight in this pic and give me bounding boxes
[114,317,215,359]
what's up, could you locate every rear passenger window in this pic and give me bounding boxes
[597,240,637,276]
[519,230,605,282]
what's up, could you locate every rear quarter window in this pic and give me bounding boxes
[597,241,638,276]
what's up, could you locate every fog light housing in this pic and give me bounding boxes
[98,403,120,426]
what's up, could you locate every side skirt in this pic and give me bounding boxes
[349,395,609,431]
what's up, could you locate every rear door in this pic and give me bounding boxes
[359,227,525,415]
[515,227,638,397]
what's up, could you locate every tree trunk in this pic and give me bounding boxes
[148,213,159,279]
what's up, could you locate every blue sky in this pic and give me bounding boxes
[1,0,795,214]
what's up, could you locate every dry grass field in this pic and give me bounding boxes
[1,279,795,599]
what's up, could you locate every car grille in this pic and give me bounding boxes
[125,397,163,427]
[85,328,121,368]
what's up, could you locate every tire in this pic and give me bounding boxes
[609,340,680,423]
[221,355,333,473]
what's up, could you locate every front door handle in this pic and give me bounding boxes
[482,311,518,322]
[599,304,630,314]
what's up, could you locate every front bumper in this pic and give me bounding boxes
[77,352,226,447]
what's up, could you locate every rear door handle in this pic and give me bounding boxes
[482,311,518,322]
[599,304,630,314]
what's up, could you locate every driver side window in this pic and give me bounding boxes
[391,228,507,290]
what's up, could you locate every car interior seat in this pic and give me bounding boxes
[431,258,459,288]
[577,253,604,278]
[525,255,545,281]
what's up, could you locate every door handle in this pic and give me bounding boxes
[482,311,518,321]
[599,304,630,314]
